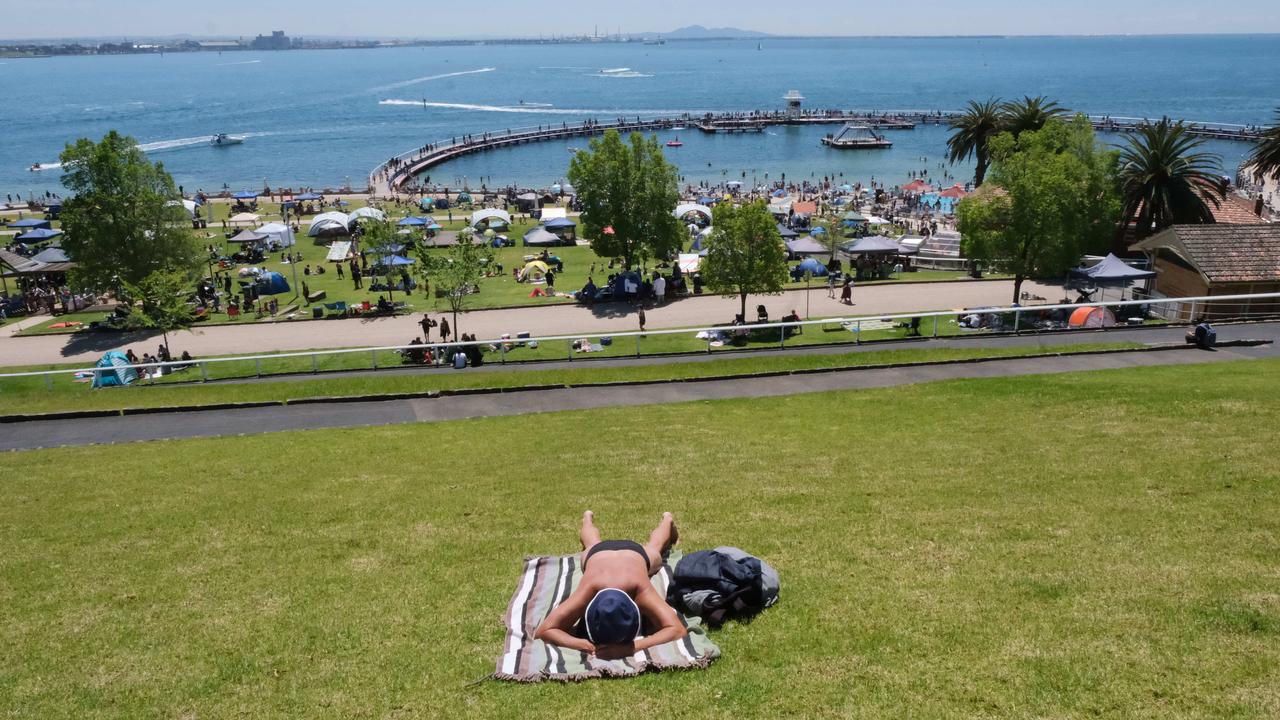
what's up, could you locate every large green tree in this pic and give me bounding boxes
[566,130,683,268]
[1001,96,1068,137]
[1118,119,1224,240]
[947,98,1004,187]
[59,131,203,290]
[702,201,789,321]
[957,116,1120,304]
[1247,108,1280,182]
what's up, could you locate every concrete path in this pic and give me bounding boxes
[2,339,1270,452]
[0,278,1057,366]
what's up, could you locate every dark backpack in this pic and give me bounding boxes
[667,546,779,626]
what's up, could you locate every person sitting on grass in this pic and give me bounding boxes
[535,511,687,660]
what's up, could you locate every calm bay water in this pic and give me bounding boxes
[2,35,1277,196]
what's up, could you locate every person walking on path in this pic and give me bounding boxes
[439,316,451,343]
[653,274,666,305]
[638,306,646,333]
[840,277,853,305]
[419,313,434,342]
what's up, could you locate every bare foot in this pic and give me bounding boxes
[583,510,594,523]
[664,512,678,547]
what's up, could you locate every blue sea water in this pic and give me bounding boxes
[2,35,1277,197]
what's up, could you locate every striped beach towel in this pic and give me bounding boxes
[495,549,721,681]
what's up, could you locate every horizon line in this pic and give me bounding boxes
[3,31,1280,43]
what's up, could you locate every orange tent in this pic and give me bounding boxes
[1068,306,1117,329]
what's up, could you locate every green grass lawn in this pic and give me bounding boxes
[0,342,1140,416]
[2,359,1278,717]
[19,195,1000,335]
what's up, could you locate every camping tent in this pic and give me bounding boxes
[309,212,350,237]
[255,222,296,247]
[228,229,268,244]
[794,257,829,277]
[326,241,353,261]
[165,199,199,218]
[841,236,904,255]
[677,253,702,273]
[776,224,799,239]
[470,209,512,229]
[523,227,561,247]
[1068,306,1117,329]
[786,237,829,257]
[347,207,386,225]
[16,228,62,242]
[397,216,429,226]
[1068,253,1156,288]
[228,212,260,225]
[673,203,713,223]
[540,206,568,221]
[294,192,323,201]
[232,191,259,200]
[519,260,549,283]
[377,255,415,266]
[6,218,51,230]
[256,271,291,295]
[30,247,70,264]
[92,350,139,388]
[544,217,577,229]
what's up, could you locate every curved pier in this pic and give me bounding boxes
[370,109,1264,195]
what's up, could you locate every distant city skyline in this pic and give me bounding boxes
[3,0,1280,40]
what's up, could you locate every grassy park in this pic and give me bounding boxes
[15,196,997,335]
[3,359,1278,718]
[0,341,1141,416]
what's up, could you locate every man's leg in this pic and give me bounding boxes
[642,512,678,576]
[580,510,602,552]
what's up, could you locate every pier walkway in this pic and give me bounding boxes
[369,109,1265,195]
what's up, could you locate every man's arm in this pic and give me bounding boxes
[632,585,688,652]
[534,586,594,654]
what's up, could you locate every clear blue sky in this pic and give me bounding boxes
[4,0,1279,40]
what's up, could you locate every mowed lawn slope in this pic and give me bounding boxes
[2,360,1279,718]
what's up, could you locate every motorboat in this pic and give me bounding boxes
[665,137,684,147]
[820,124,892,149]
[210,133,245,147]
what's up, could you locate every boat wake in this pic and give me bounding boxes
[379,100,686,116]
[32,131,272,169]
[596,67,653,78]
[218,59,262,66]
[369,67,496,93]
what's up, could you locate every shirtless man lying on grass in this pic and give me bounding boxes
[534,511,687,660]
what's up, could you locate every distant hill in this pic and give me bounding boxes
[647,25,772,40]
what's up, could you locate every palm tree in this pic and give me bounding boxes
[1118,119,1224,240]
[946,98,1003,186]
[1246,108,1280,182]
[1000,96,1067,137]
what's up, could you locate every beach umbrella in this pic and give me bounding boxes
[425,222,443,231]
[771,189,788,198]
[938,184,968,199]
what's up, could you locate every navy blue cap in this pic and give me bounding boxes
[584,588,640,646]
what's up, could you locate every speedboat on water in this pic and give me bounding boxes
[210,133,245,147]
[666,137,684,147]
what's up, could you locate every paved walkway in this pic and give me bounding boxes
[0,279,1058,366]
[2,338,1270,452]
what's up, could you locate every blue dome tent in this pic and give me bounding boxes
[794,257,828,277]
[92,351,139,388]
[256,271,291,295]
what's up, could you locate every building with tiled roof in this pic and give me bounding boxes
[1131,224,1280,319]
